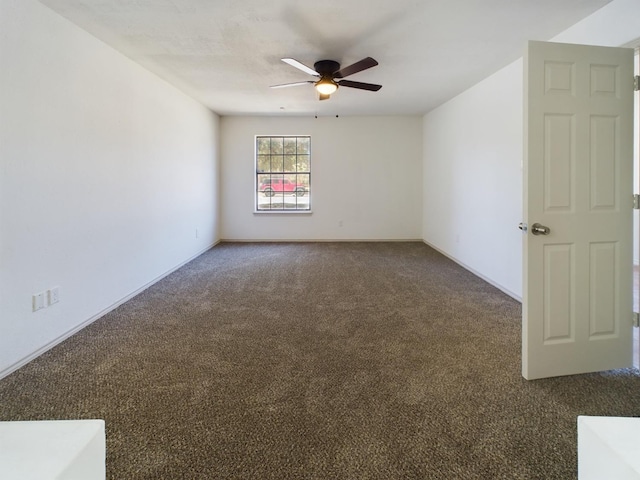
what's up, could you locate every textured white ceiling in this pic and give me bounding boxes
[38,0,612,116]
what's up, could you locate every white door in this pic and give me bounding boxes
[523,40,635,380]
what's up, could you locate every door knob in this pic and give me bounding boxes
[531,223,550,235]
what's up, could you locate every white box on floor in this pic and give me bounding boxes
[578,416,640,480]
[0,419,105,480]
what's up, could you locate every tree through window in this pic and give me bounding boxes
[256,136,311,211]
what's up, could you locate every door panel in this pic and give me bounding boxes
[589,242,617,338]
[590,116,618,209]
[543,244,573,344]
[523,41,634,380]
[544,114,574,211]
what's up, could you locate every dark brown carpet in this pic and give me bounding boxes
[1,242,639,479]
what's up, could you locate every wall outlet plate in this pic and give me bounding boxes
[48,287,60,305]
[32,293,45,312]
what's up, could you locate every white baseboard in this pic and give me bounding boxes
[422,240,522,302]
[220,238,425,243]
[0,241,219,381]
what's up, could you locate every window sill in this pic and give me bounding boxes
[253,210,312,215]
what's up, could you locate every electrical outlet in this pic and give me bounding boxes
[48,287,60,306]
[32,292,45,312]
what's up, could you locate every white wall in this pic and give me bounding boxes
[0,0,220,377]
[423,61,523,298]
[422,0,640,300]
[221,116,422,241]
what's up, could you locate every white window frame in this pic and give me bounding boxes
[255,135,311,213]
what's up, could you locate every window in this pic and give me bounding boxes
[256,136,310,211]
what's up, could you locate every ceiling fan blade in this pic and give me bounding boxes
[270,81,314,89]
[319,93,331,101]
[334,57,378,79]
[281,58,319,77]
[337,80,382,91]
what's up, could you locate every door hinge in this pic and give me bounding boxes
[634,312,640,328]
[634,194,640,209]
[635,75,640,92]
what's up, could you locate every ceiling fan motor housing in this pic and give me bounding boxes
[314,60,340,75]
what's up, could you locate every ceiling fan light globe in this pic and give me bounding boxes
[315,79,338,95]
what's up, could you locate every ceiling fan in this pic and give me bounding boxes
[270,57,382,100]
